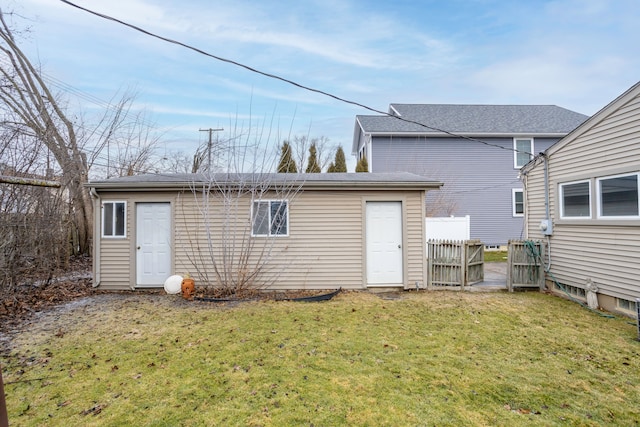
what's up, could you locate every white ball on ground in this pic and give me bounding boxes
[164,275,183,294]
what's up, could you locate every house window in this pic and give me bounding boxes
[597,173,639,218]
[552,282,586,299]
[514,138,533,168]
[512,189,524,217]
[102,201,126,238]
[617,297,637,312]
[560,180,591,218]
[252,200,288,237]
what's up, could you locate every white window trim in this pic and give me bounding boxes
[512,189,524,217]
[616,297,637,315]
[251,199,289,237]
[559,179,592,219]
[513,138,534,169]
[101,201,127,238]
[596,172,640,219]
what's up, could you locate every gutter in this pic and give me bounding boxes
[89,187,101,287]
[542,153,552,270]
[360,131,570,138]
[86,179,444,192]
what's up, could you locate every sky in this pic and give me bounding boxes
[7,0,640,171]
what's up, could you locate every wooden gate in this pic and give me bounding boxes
[507,240,545,291]
[427,240,484,289]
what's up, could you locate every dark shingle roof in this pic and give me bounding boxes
[88,172,442,190]
[357,104,589,135]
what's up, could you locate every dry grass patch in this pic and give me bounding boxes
[2,291,639,426]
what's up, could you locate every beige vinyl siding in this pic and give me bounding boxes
[99,242,131,288]
[523,162,549,241]
[550,96,640,180]
[404,190,427,289]
[543,226,640,300]
[96,192,177,290]
[173,189,426,290]
[525,89,640,301]
[97,197,132,290]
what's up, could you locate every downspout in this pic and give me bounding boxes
[542,154,552,270]
[520,170,528,239]
[89,187,101,287]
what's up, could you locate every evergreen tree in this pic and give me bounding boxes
[277,141,297,173]
[327,162,336,173]
[305,143,321,173]
[355,155,369,172]
[333,146,347,172]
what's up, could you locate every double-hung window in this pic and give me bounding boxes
[252,200,288,237]
[514,138,534,168]
[560,180,591,219]
[597,173,640,218]
[512,189,524,217]
[102,201,126,238]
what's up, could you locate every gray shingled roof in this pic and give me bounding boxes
[88,172,442,190]
[357,104,589,135]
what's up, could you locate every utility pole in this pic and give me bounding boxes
[199,128,223,172]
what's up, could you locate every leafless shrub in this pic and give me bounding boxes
[0,179,68,295]
[176,122,304,296]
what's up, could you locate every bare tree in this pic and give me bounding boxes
[0,131,68,293]
[0,10,91,254]
[176,124,304,296]
[292,135,333,172]
[156,149,199,174]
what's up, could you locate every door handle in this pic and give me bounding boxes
[398,244,401,249]
[137,246,141,250]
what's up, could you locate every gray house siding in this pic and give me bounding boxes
[371,136,558,245]
[353,104,588,246]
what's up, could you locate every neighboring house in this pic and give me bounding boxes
[352,104,588,247]
[87,172,442,291]
[521,81,640,317]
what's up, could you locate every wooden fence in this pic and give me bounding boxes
[507,240,545,291]
[427,240,484,289]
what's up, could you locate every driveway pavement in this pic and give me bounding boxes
[472,262,507,290]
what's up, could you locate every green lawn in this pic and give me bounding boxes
[2,291,639,426]
[484,250,508,262]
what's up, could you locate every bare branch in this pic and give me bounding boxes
[0,174,60,187]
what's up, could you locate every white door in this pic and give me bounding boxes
[136,203,171,287]
[366,201,403,285]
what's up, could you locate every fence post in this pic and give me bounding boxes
[538,240,546,290]
[461,241,468,290]
[506,240,513,292]
[0,363,8,427]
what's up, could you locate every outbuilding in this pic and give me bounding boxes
[87,172,442,292]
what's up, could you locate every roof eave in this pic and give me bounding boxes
[361,131,570,138]
[351,117,366,155]
[87,179,444,192]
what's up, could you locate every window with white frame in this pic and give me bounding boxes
[616,297,637,314]
[512,189,524,217]
[560,180,591,218]
[514,138,533,168]
[252,200,288,236]
[597,173,639,218]
[102,201,126,238]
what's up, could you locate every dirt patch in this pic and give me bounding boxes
[0,265,342,356]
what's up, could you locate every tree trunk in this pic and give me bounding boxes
[0,10,93,255]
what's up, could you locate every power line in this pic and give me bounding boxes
[58,0,532,156]
[0,57,168,135]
